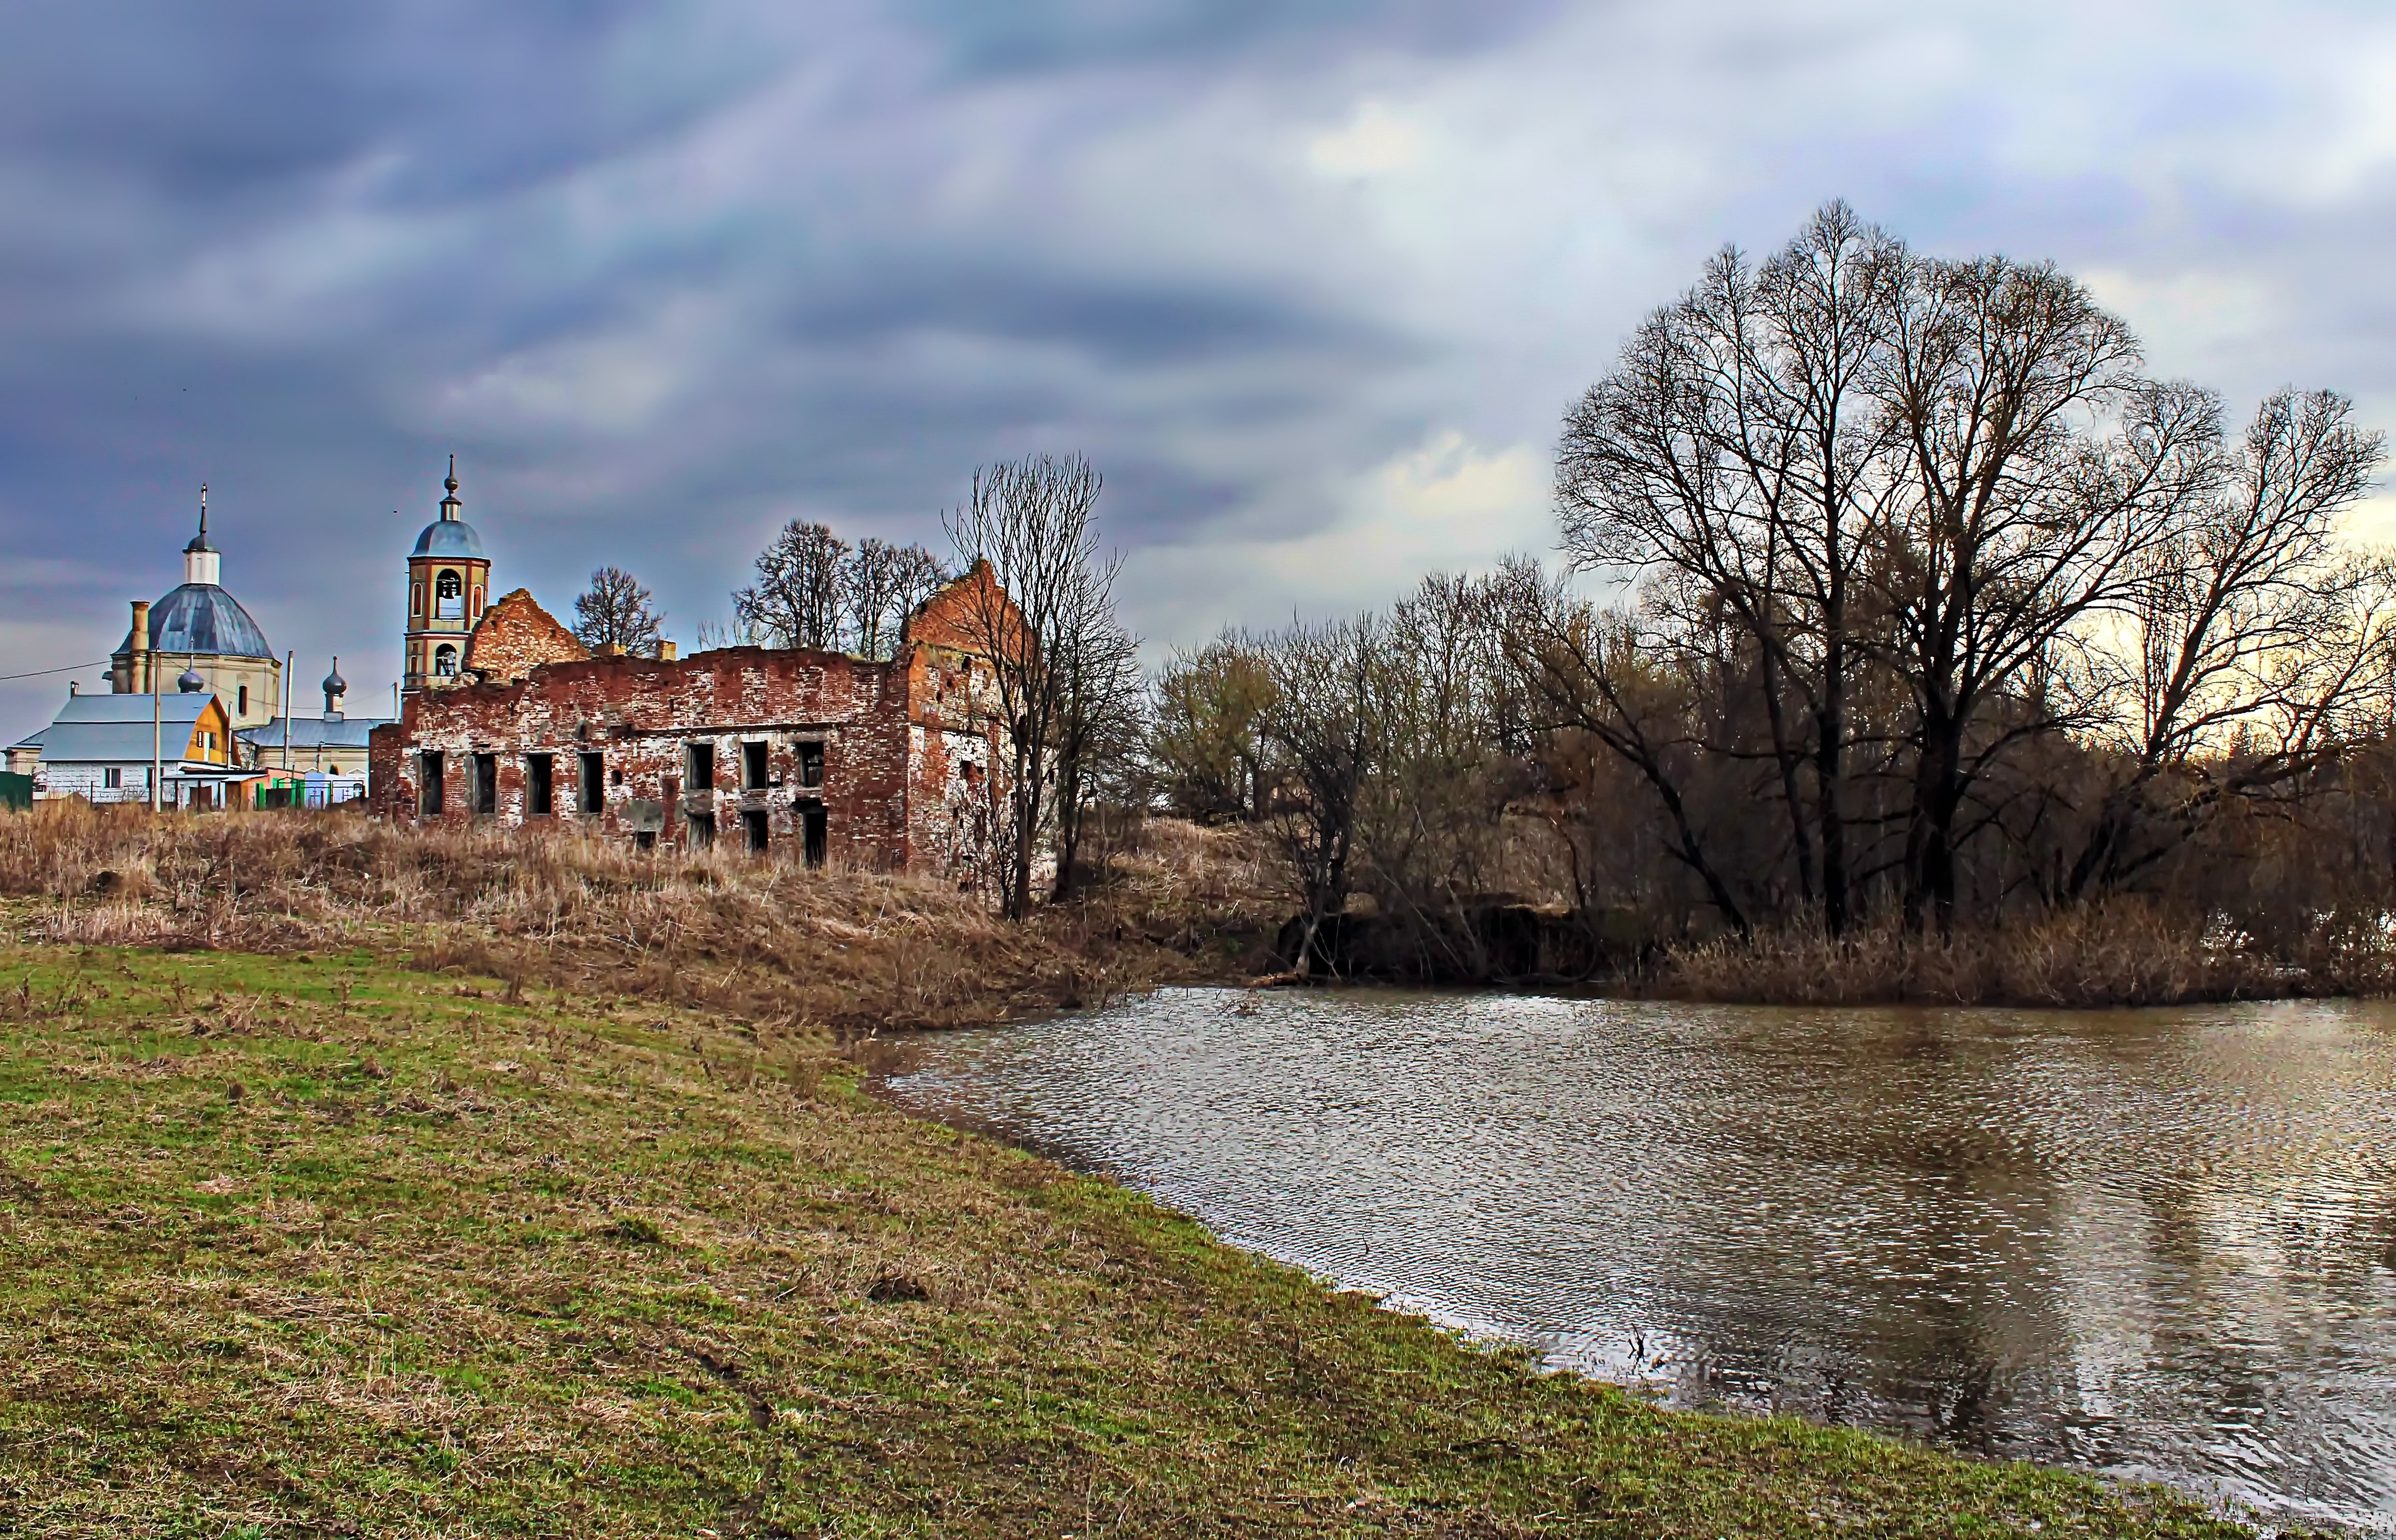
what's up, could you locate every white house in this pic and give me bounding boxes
[8,683,250,809]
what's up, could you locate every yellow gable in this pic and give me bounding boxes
[183,698,233,765]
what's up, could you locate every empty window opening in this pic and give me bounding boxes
[472,753,497,816]
[742,809,769,852]
[687,811,716,848]
[578,751,604,814]
[686,741,714,791]
[237,685,248,717]
[434,643,459,678]
[436,569,463,620]
[420,751,445,815]
[612,767,625,786]
[633,829,657,852]
[526,753,553,816]
[802,804,827,869]
[742,740,769,789]
[798,741,824,789]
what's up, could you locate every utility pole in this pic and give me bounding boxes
[283,650,294,773]
[149,687,161,813]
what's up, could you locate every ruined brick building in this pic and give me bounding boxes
[368,482,1010,876]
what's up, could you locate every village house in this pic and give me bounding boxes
[7,683,245,808]
[370,545,1012,877]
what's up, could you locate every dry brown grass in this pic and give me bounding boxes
[0,801,1267,1031]
[1654,902,2396,1007]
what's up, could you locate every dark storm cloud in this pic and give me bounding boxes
[4,0,2396,740]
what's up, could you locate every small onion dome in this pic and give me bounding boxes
[176,668,205,693]
[321,658,347,697]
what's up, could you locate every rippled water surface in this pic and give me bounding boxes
[885,989,2396,1531]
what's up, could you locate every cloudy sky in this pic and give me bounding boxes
[5,0,2396,739]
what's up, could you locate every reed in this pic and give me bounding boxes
[1653,902,2396,1007]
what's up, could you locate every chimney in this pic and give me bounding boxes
[598,642,626,658]
[129,600,151,693]
[658,641,677,662]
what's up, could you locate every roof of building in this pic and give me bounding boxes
[241,715,390,752]
[14,692,219,764]
[412,518,486,560]
[413,456,486,561]
[114,582,276,661]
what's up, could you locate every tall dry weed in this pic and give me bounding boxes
[0,801,1214,1029]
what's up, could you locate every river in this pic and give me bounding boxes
[882,988,2396,1533]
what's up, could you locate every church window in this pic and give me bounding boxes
[237,685,248,716]
[412,582,424,615]
[437,569,464,620]
[434,643,459,678]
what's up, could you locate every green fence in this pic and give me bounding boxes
[0,773,31,812]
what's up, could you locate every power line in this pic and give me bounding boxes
[0,660,109,683]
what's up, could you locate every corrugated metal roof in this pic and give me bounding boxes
[27,694,215,766]
[242,715,390,751]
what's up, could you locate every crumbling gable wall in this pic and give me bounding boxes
[893,559,1021,884]
[465,588,588,684]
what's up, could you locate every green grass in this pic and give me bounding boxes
[0,945,2262,1538]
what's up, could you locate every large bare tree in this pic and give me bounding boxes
[1559,203,1900,934]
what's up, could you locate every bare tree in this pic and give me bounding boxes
[1050,599,1144,900]
[1560,203,1903,935]
[2060,389,2388,896]
[889,543,950,640]
[844,538,951,660]
[1871,257,2209,931]
[572,567,665,655]
[734,520,848,650]
[1255,614,1384,975]
[940,453,1125,921]
[1152,635,1277,823]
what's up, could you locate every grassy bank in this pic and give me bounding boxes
[0,943,2266,1538]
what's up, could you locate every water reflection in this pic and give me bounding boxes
[884,990,2396,1532]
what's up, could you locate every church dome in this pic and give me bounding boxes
[134,582,276,660]
[412,455,484,559]
[411,518,486,559]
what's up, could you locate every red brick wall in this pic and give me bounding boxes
[379,569,1013,883]
[387,646,965,871]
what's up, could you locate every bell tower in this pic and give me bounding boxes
[403,456,492,694]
